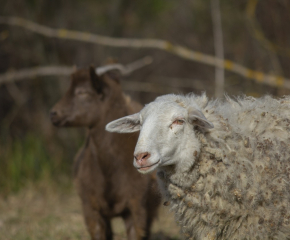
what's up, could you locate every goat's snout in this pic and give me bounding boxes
[134,152,151,166]
[50,110,58,118]
[50,110,63,126]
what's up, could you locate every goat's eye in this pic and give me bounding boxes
[172,119,184,125]
[75,90,90,96]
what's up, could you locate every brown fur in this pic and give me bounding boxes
[50,66,160,240]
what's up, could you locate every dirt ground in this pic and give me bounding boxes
[0,181,180,240]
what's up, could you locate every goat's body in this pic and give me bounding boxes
[51,68,160,240]
[75,103,159,239]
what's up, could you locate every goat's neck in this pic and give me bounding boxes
[86,100,137,168]
[89,97,132,144]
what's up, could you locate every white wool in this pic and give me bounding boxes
[106,93,290,240]
[154,94,290,240]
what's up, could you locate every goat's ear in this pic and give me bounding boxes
[89,66,104,94]
[106,113,141,133]
[188,107,214,129]
[106,70,121,83]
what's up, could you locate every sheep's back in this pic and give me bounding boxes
[160,95,290,240]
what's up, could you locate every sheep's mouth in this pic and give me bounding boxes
[137,159,160,172]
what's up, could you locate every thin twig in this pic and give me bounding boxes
[0,57,153,85]
[96,56,153,76]
[246,0,284,75]
[245,0,290,58]
[0,66,74,84]
[0,66,207,94]
[211,0,225,97]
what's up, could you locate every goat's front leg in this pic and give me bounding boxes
[82,203,112,240]
[122,206,148,240]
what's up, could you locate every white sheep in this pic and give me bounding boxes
[106,93,290,240]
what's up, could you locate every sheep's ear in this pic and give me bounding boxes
[106,113,141,133]
[188,107,214,129]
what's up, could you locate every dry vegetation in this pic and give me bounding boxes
[0,180,180,240]
[0,1,289,239]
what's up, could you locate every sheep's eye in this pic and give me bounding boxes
[172,119,184,125]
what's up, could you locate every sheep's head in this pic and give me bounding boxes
[106,94,214,173]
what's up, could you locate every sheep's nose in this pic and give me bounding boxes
[134,152,151,165]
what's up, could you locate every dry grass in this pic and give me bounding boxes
[0,181,180,240]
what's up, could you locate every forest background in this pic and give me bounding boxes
[0,0,289,239]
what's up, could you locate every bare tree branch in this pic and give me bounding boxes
[245,0,290,58]
[246,0,284,76]
[96,56,153,76]
[0,16,290,89]
[0,57,153,85]
[211,0,225,98]
[245,0,287,95]
[0,66,202,94]
[0,66,74,84]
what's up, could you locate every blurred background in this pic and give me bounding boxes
[0,0,290,239]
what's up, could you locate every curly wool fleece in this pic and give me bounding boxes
[157,94,290,240]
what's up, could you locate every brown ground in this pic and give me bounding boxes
[0,181,180,240]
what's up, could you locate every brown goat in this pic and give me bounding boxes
[50,66,160,240]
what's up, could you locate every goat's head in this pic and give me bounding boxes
[50,66,119,128]
[106,94,214,173]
